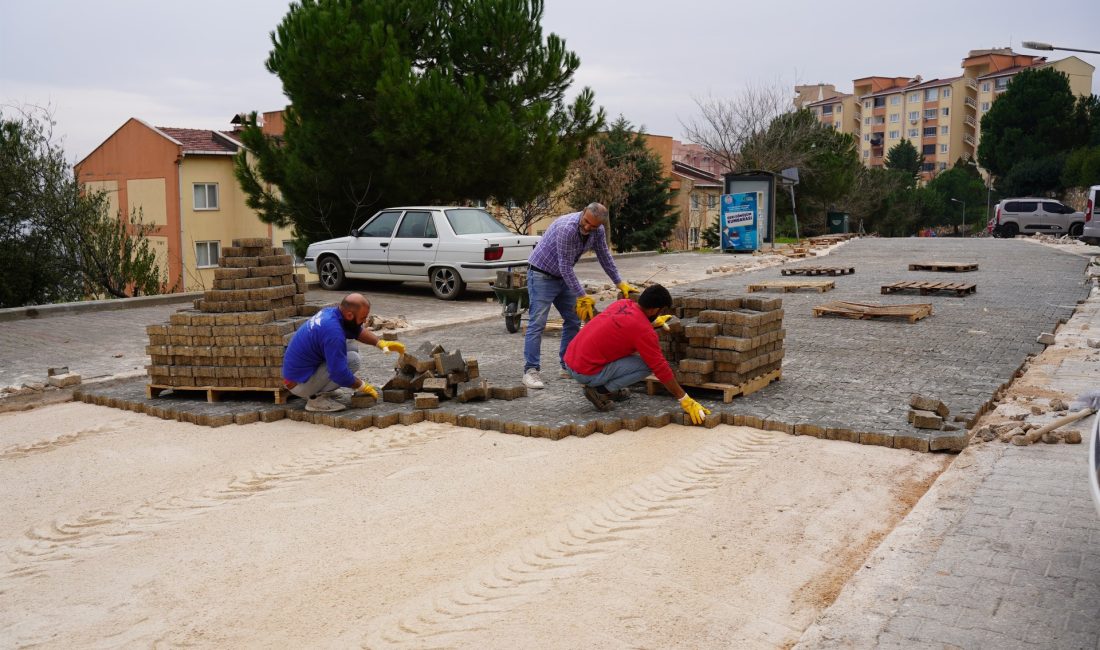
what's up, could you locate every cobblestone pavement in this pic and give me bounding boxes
[0,251,778,389]
[338,237,1090,449]
[796,284,1100,649]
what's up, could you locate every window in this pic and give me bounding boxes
[863,150,870,158]
[193,183,218,210]
[921,162,935,172]
[195,241,220,268]
[924,88,939,102]
[981,82,990,92]
[921,144,936,155]
[864,117,871,125]
[941,107,950,116]
[909,92,920,103]
[395,211,437,238]
[445,208,510,235]
[981,101,991,111]
[995,77,1010,89]
[1005,201,1038,213]
[939,144,948,153]
[924,108,937,120]
[707,194,717,209]
[889,113,899,123]
[821,105,833,115]
[1043,201,1070,214]
[864,100,871,109]
[942,88,951,98]
[908,111,919,121]
[864,133,871,141]
[873,97,886,108]
[940,125,949,135]
[937,162,947,171]
[691,194,700,209]
[282,240,304,266]
[891,95,901,105]
[360,211,401,237]
[873,116,885,125]
[835,105,842,113]
[889,130,900,139]
[923,126,937,137]
[908,128,918,138]
[689,227,700,248]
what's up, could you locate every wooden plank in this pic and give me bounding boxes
[813,301,933,322]
[146,384,289,404]
[781,266,855,277]
[645,368,782,404]
[747,279,834,293]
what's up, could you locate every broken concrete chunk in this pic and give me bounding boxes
[1065,430,1083,444]
[1036,332,1056,345]
[909,394,949,418]
[1049,398,1069,411]
[46,372,82,388]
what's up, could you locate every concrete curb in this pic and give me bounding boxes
[0,292,201,323]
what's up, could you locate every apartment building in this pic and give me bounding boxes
[804,49,1095,178]
[75,115,304,293]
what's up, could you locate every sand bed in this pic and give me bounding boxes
[0,401,946,648]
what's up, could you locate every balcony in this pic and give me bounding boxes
[965,77,978,91]
[964,134,976,147]
[964,96,977,110]
[965,115,977,129]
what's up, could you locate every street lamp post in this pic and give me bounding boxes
[951,198,966,233]
[1022,41,1100,55]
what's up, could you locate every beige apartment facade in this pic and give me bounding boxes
[804,49,1096,180]
[75,118,308,293]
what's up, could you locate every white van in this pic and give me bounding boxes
[1079,185,1100,246]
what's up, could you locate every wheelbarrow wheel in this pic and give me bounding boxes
[504,302,522,333]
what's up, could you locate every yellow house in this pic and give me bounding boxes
[75,118,307,293]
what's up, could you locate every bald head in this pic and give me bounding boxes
[339,293,371,325]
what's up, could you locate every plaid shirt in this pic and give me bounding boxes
[527,212,622,297]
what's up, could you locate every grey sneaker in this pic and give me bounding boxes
[305,396,347,412]
[523,368,545,389]
[607,387,631,402]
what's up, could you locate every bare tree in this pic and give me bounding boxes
[494,195,560,235]
[680,80,817,174]
[561,140,640,227]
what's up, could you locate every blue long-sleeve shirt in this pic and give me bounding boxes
[282,306,361,387]
[527,211,622,297]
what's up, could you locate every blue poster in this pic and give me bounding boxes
[721,192,758,252]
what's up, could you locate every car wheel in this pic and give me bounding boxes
[1070,223,1084,237]
[1001,222,1019,238]
[318,255,346,291]
[430,266,466,300]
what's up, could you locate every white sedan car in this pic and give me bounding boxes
[304,206,539,299]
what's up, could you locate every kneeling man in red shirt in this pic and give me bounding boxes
[563,284,712,425]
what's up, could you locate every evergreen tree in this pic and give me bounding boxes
[235,0,603,245]
[884,138,923,182]
[978,68,1083,179]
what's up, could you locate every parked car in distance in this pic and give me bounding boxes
[990,198,1085,238]
[1078,185,1100,246]
[304,207,539,300]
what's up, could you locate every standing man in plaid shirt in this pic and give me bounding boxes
[522,202,637,389]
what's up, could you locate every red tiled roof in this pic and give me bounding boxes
[806,93,852,108]
[978,64,1039,79]
[155,127,241,154]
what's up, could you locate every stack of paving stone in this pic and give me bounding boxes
[382,341,526,408]
[144,238,320,394]
[658,292,785,387]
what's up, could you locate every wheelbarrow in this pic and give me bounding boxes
[491,285,530,333]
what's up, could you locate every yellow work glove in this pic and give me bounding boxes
[618,281,638,299]
[356,381,379,399]
[376,340,405,354]
[575,295,596,321]
[680,394,711,425]
[652,314,673,330]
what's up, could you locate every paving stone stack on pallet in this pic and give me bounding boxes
[384,341,527,408]
[659,292,785,387]
[143,238,321,391]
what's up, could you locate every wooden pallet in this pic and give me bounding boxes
[645,368,782,404]
[908,262,978,272]
[881,281,976,297]
[781,266,855,276]
[146,384,290,404]
[812,301,933,323]
[747,279,835,293]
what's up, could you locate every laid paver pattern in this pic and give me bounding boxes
[71,238,1090,450]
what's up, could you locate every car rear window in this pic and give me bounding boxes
[395,211,437,238]
[445,208,510,235]
[1005,201,1037,213]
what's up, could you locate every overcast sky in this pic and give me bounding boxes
[2,0,1098,164]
